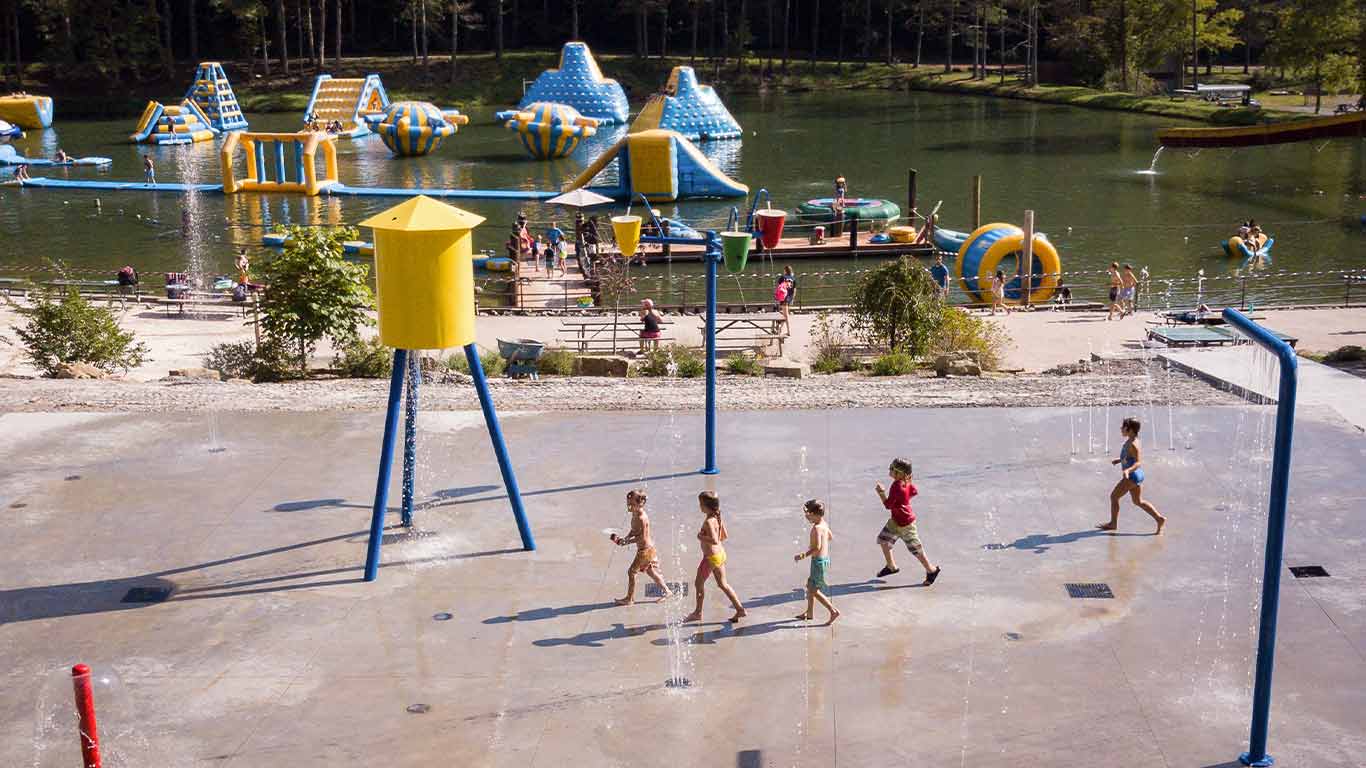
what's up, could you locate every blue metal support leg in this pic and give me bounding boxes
[400,352,421,527]
[702,232,720,475]
[1224,309,1299,768]
[465,343,536,551]
[364,349,409,582]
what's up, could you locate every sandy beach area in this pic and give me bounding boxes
[1,300,1361,412]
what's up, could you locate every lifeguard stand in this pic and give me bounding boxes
[360,196,534,582]
[219,131,340,196]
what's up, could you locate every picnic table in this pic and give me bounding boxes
[1148,325,1297,348]
[45,278,144,305]
[158,291,254,317]
[714,312,786,356]
[559,315,676,353]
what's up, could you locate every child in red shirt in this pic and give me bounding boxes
[875,457,941,585]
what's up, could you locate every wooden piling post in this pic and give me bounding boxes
[1022,210,1034,310]
[849,214,859,252]
[971,175,982,231]
[908,168,918,222]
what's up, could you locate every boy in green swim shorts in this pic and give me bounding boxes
[794,499,840,624]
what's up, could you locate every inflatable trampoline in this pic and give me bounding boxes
[796,198,900,224]
[0,94,53,129]
[954,223,1061,304]
[0,145,111,166]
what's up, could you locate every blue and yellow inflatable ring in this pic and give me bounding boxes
[494,102,599,160]
[374,101,468,156]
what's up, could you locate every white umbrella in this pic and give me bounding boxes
[545,188,614,208]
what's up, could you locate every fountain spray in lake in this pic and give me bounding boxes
[1136,146,1164,175]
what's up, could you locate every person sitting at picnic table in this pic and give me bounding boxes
[639,299,663,352]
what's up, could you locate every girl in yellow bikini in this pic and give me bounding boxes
[684,491,747,624]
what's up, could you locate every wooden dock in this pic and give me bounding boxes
[616,231,937,264]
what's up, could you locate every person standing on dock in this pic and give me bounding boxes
[930,254,951,299]
[143,155,156,186]
[1121,264,1139,316]
[546,220,564,251]
[1106,262,1123,321]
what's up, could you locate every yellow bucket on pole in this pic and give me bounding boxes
[360,195,486,350]
[611,214,642,258]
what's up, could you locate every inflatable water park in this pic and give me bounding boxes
[0,94,53,129]
[304,74,390,137]
[130,62,248,144]
[515,42,629,125]
[630,66,742,141]
[494,102,600,160]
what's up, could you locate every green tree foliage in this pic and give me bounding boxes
[257,225,374,374]
[848,255,944,355]
[14,289,148,376]
[1194,0,1243,74]
[1269,0,1361,112]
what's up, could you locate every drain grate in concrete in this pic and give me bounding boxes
[736,749,763,768]
[432,612,453,621]
[406,704,430,714]
[1289,565,1330,578]
[1065,582,1114,599]
[121,586,172,603]
[665,677,693,689]
[646,582,688,598]
[1003,632,1023,641]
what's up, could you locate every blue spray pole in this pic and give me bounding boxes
[1223,308,1298,768]
[400,353,421,528]
[364,348,409,582]
[702,231,720,475]
[465,343,536,550]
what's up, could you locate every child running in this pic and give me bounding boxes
[611,489,671,605]
[684,491,747,624]
[1098,417,1166,534]
[794,499,839,624]
[874,457,941,585]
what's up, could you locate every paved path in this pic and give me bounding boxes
[1160,347,1366,431]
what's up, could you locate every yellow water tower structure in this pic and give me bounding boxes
[359,195,533,582]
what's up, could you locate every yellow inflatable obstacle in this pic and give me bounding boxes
[954,223,1061,304]
[0,94,54,129]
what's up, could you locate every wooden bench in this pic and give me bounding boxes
[713,313,786,356]
[157,294,253,317]
[559,316,677,353]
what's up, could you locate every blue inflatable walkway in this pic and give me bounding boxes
[17,177,223,193]
[327,184,558,201]
[15,177,559,200]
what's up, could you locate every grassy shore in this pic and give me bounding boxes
[15,50,1310,125]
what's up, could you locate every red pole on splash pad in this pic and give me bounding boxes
[71,664,102,768]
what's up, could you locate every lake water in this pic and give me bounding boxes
[1,90,1361,297]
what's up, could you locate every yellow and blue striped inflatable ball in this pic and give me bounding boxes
[493,101,600,160]
[376,101,467,157]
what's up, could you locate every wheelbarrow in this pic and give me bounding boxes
[497,338,545,379]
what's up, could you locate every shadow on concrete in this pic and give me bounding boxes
[532,622,668,648]
[985,529,1153,554]
[484,601,620,625]
[426,471,703,510]
[741,580,919,611]
[0,527,523,625]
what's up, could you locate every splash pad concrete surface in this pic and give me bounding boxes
[1,406,1363,767]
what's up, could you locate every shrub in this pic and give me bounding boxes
[638,345,703,377]
[1324,345,1366,363]
[726,353,764,376]
[333,335,393,379]
[203,339,299,382]
[445,348,507,377]
[14,289,148,376]
[203,341,259,380]
[257,225,374,374]
[809,311,858,374]
[871,351,917,376]
[928,307,1013,371]
[538,348,578,376]
[848,257,944,356]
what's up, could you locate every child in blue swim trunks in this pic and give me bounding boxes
[1099,417,1166,534]
[794,499,840,625]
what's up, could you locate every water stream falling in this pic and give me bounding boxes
[176,146,223,455]
[1136,146,1165,175]
[662,411,694,690]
